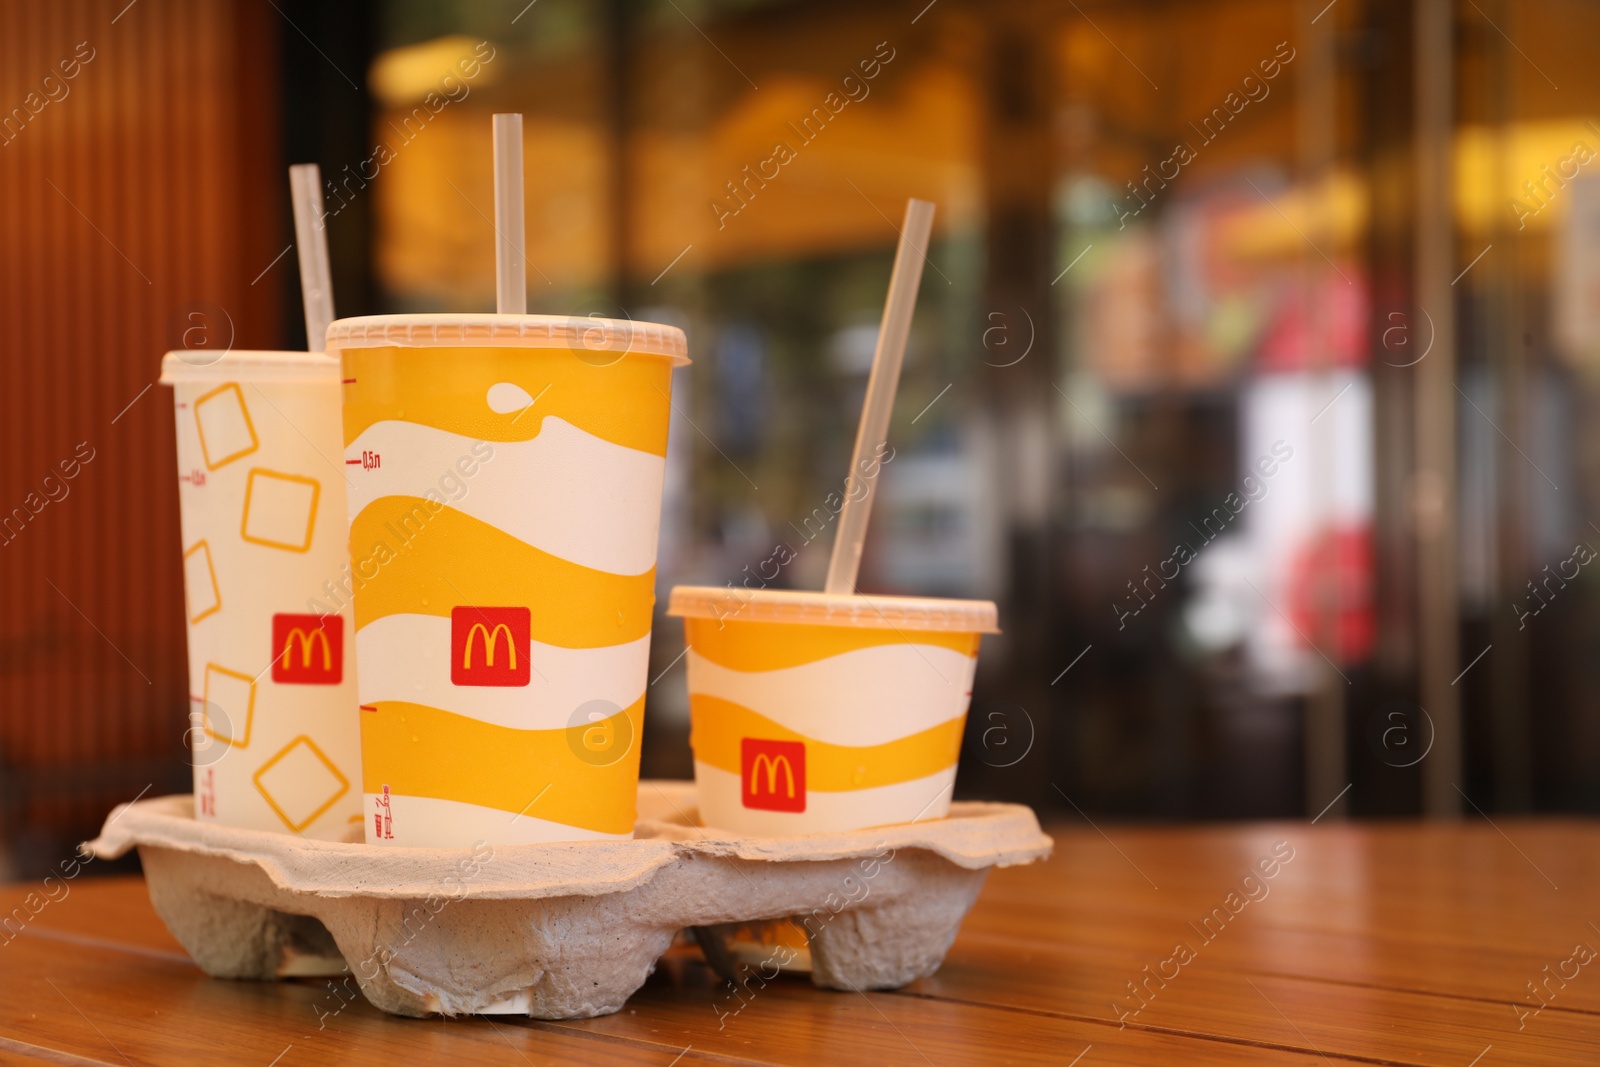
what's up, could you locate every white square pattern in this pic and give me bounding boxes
[201,662,255,747]
[182,541,220,622]
[240,469,320,553]
[254,737,348,832]
[194,383,258,470]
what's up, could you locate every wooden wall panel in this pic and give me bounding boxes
[0,0,281,869]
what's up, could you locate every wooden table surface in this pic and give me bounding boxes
[2,818,1597,1065]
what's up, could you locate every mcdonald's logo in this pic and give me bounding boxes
[271,614,342,684]
[451,606,530,687]
[741,737,806,813]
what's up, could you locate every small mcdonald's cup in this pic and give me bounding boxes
[326,313,689,847]
[667,587,1000,835]
[160,351,363,840]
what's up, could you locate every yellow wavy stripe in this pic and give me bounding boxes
[361,698,642,835]
[683,617,980,673]
[349,497,655,647]
[689,695,964,792]
[341,345,674,456]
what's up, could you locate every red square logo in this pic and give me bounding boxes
[451,607,530,687]
[741,738,806,812]
[271,614,342,684]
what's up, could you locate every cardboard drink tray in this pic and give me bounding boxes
[88,780,1052,1020]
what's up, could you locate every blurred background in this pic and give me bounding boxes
[2,0,1598,878]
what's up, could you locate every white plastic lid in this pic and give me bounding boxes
[159,350,341,384]
[667,586,1000,634]
[324,313,689,366]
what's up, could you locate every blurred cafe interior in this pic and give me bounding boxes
[2,0,1599,878]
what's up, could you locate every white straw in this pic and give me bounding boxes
[824,198,936,595]
[492,113,527,315]
[288,163,335,351]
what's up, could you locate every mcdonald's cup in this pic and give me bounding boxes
[160,352,363,840]
[328,313,690,847]
[668,587,1000,835]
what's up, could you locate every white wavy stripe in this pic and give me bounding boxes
[346,417,664,576]
[693,762,956,836]
[356,613,648,730]
[685,644,976,746]
[363,792,631,847]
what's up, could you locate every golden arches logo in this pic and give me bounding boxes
[463,622,517,671]
[271,613,342,684]
[741,738,806,812]
[450,606,530,688]
[749,753,796,798]
[281,627,332,671]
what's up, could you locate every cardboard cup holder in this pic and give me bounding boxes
[88,781,1052,1020]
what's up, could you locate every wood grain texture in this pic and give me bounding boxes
[1,819,1597,1064]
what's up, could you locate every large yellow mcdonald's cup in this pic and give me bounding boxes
[327,314,689,847]
[667,588,999,834]
[160,351,363,840]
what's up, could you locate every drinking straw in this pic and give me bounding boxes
[492,113,528,315]
[288,163,336,350]
[823,198,937,595]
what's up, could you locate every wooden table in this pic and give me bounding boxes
[2,819,1597,1065]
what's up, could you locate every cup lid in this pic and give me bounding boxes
[324,313,689,365]
[159,350,341,383]
[667,586,1000,634]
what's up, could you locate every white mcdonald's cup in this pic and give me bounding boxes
[160,351,363,840]
[668,588,999,835]
[326,313,689,847]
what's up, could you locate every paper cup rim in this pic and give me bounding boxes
[159,350,341,383]
[323,313,690,365]
[667,586,1000,634]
